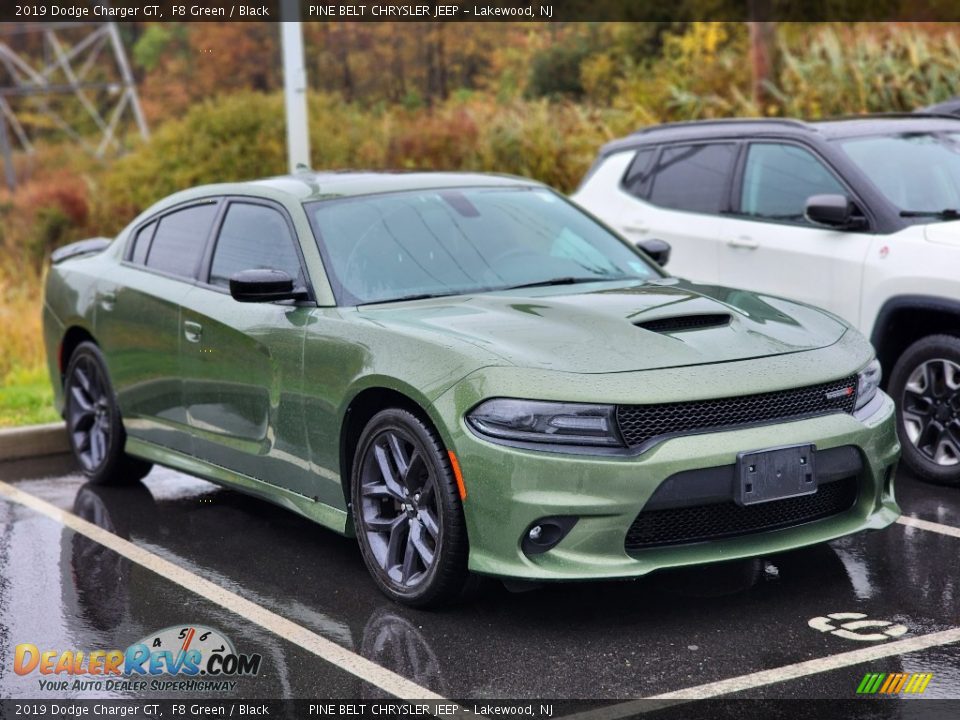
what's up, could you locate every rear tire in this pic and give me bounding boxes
[889,334,960,486]
[64,342,152,486]
[350,408,471,607]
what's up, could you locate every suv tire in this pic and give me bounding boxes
[889,334,960,486]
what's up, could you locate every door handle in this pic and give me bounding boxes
[726,236,759,250]
[183,321,203,343]
[99,291,117,311]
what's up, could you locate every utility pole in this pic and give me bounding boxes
[747,0,777,112]
[280,0,311,173]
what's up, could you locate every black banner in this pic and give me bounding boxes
[4,0,960,24]
[3,699,960,720]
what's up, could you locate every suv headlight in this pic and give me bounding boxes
[855,359,882,412]
[467,399,622,447]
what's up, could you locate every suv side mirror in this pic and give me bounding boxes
[805,194,868,230]
[636,238,671,267]
[229,269,308,303]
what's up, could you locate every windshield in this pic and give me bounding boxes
[836,132,960,220]
[306,187,659,305]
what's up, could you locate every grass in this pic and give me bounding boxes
[0,365,60,428]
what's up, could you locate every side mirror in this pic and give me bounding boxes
[636,238,671,267]
[804,194,867,230]
[229,269,308,303]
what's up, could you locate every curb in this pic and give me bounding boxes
[0,422,69,461]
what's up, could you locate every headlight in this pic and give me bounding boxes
[855,359,882,411]
[467,399,622,447]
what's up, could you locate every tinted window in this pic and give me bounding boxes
[838,133,960,215]
[209,204,303,288]
[146,204,217,278]
[741,143,845,222]
[647,143,736,213]
[622,148,656,198]
[307,188,659,305]
[130,221,156,265]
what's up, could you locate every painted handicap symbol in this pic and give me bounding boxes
[808,612,908,642]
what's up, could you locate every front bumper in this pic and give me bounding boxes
[442,391,900,581]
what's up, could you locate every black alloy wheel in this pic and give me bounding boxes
[890,334,960,486]
[64,342,152,485]
[351,408,470,607]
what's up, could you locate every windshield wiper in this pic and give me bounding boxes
[357,291,460,306]
[498,276,628,291]
[899,208,960,219]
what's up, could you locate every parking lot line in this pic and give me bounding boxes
[897,514,960,539]
[561,626,960,719]
[0,479,446,703]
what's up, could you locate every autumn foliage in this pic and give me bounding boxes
[3,22,960,385]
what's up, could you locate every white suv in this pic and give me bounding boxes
[574,115,960,485]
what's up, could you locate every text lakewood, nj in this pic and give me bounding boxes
[308,4,554,18]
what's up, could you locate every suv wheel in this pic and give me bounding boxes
[351,408,471,607]
[889,334,960,485]
[64,342,153,485]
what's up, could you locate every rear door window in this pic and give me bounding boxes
[646,143,737,214]
[622,147,657,198]
[129,221,156,265]
[145,203,218,279]
[740,143,846,223]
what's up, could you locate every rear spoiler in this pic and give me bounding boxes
[51,237,112,264]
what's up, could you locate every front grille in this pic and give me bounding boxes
[616,375,858,450]
[635,313,731,334]
[625,477,859,550]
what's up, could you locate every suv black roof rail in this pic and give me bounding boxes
[817,111,960,122]
[631,117,812,136]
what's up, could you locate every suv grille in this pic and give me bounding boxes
[616,375,858,450]
[625,477,858,550]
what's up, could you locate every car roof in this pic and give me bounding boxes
[600,114,960,154]
[133,171,547,229]
[251,170,542,201]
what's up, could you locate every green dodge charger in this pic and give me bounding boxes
[42,171,900,606]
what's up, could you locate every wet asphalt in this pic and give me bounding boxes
[1,454,959,706]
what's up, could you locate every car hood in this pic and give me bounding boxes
[357,279,848,374]
[923,220,960,246]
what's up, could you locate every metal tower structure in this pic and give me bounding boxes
[0,17,149,190]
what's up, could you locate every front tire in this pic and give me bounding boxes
[350,408,470,607]
[889,334,960,486]
[64,342,152,485]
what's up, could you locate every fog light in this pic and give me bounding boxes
[520,516,578,556]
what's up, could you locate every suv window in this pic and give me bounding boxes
[145,203,218,279]
[209,203,304,289]
[130,220,156,265]
[647,143,736,213]
[740,143,846,223]
[622,148,656,198]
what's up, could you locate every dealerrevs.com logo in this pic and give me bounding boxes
[14,625,262,693]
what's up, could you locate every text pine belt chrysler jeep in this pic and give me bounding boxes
[44,171,899,606]
[575,114,960,486]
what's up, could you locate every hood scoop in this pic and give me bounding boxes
[634,313,732,334]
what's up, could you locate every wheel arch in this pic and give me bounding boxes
[870,295,960,384]
[338,383,450,513]
[59,325,98,384]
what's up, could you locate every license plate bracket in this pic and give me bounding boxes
[736,444,817,506]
